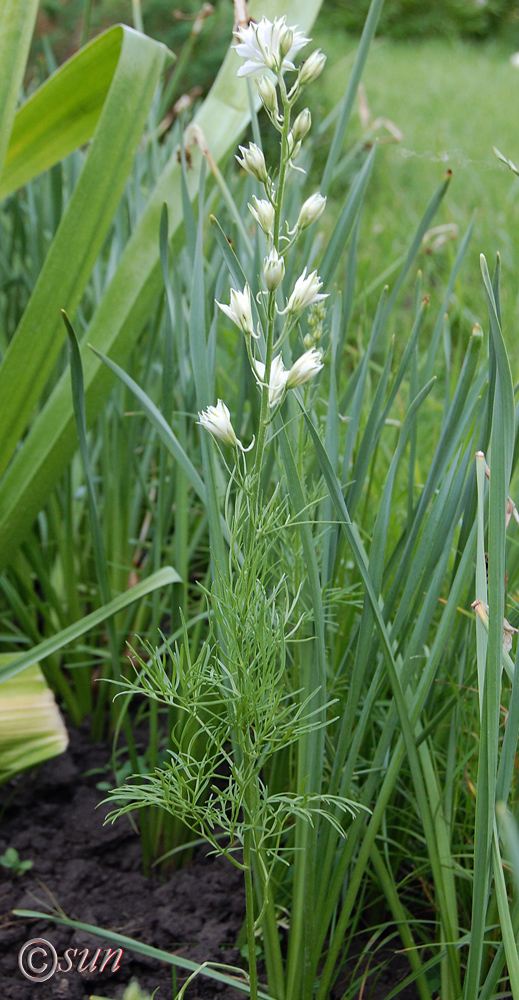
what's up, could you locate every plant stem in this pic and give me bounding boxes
[252,77,291,499]
[243,825,258,1000]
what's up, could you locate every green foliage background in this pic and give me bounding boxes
[325,0,519,40]
[33,0,519,89]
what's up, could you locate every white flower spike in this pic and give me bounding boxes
[216,284,254,337]
[254,355,289,407]
[286,267,327,315]
[234,16,310,77]
[286,348,324,389]
[198,400,243,448]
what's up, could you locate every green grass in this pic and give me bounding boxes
[310,29,519,361]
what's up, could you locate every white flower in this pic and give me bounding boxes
[298,49,326,86]
[286,267,327,314]
[216,284,254,336]
[295,192,326,231]
[263,248,285,291]
[254,354,288,406]
[248,196,275,235]
[286,348,323,389]
[198,400,242,448]
[236,142,268,183]
[234,16,310,77]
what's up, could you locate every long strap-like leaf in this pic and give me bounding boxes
[0,26,169,484]
[13,910,274,999]
[0,26,159,200]
[0,0,39,182]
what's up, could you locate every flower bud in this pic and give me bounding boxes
[248,196,275,236]
[299,49,326,86]
[286,348,324,389]
[295,192,326,231]
[303,333,314,350]
[308,300,327,328]
[263,248,285,291]
[292,108,312,142]
[287,133,301,161]
[278,25,294,60]
[257,75,279,117]
[236,142,268,183]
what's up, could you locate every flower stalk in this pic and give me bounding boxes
[128,17,331,1000]
[252,75,292,497]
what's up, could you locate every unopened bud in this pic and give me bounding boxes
[236,142,268,183]
[299,49,326,86]
[278,25,294,60]
[295,192,326,231]
[263,248,285,291]
[292,108,312,142]
[287,132,301,161]
[257,75,279,117]
[248,195,275,235]
[303,333,314,349]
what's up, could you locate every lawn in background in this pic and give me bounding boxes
[311,27,519,365]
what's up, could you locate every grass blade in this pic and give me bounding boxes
[13,911,274,999]
[321,0,385,193]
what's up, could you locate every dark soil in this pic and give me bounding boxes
[0,724,419,1000]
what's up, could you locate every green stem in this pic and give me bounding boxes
[244,825,258,1000]
[273,76,291,254]
[252,77,292,499]
[131,0,143,33]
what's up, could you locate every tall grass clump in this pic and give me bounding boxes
[10,1,519,999]
[54,3,517,999]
